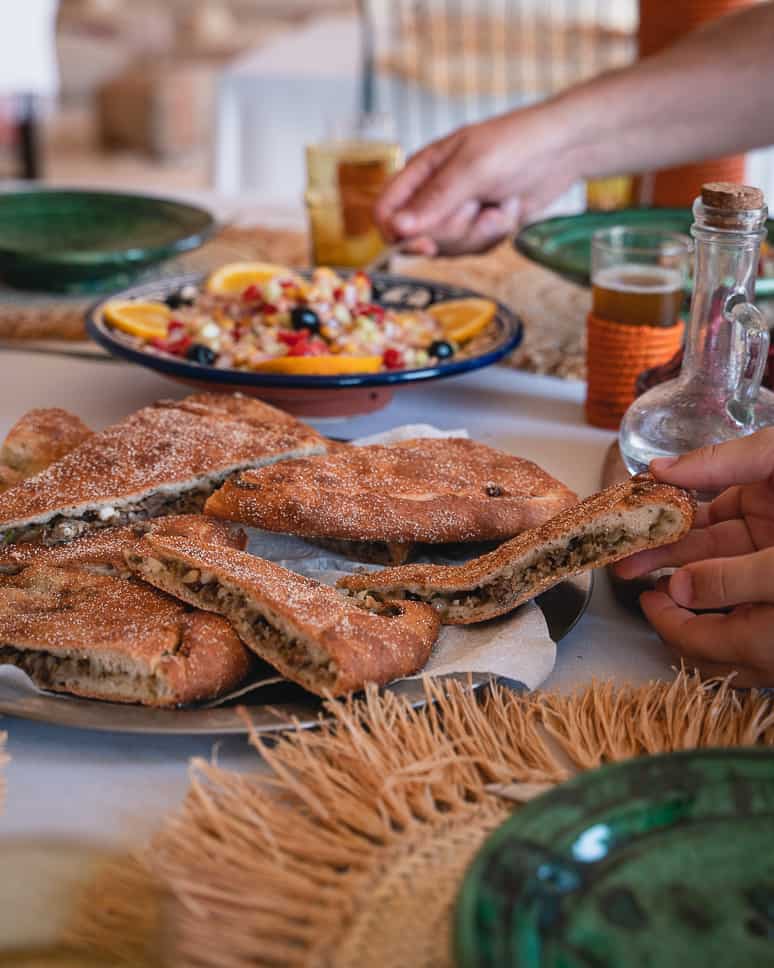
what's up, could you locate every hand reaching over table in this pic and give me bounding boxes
[375,3,774,256]
[616,430,774,686]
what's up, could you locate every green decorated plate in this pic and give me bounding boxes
[455,749,774,967]
[515,207,774,297]
[0,190,216,293]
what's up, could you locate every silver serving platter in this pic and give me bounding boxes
[0,574,592,735]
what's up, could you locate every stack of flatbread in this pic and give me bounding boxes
[0,392,695,706]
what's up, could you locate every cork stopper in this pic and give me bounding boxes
[701,182,764,211]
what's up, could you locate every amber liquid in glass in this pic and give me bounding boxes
[592,264,684,327]
[305,140,402,267]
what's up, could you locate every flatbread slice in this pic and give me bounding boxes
[0,565,252,706]
[125,535,441,697]
[205,437,577,564]
[0,408,92,493]
[0,514,245,576]
[0,392,325,546]
[337,475,696,624]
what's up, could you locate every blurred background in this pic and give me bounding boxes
[2,1,772,214]
[0,0,641,205]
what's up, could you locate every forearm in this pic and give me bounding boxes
[543,2,774,179]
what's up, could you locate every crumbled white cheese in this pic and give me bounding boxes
[200,322,221,342]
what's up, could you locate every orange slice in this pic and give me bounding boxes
[206,262,291,295]
[103,300,171,341]
[428,298,496,343]
[252,355,382,376]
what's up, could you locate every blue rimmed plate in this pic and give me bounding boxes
[86,271,523,417]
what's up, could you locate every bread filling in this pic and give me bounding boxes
[5,484,213,547]
[355,507,678,620]
[2,444,324,547]
[139,556,338,687]
[309,537,413,566]
[0,644,170,702]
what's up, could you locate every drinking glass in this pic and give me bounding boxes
[591,227,692,327]
[305,113,402,268]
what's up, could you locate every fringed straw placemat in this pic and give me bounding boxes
[65,670,774,967]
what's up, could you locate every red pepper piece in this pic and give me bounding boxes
[150,335,192,356]
[242,284,261,302]
[382,347,404,370]
[278,330,306,346]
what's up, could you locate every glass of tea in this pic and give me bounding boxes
[305,114,403,268]
[591,227,692,326]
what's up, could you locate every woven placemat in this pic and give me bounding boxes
[0,225,310,344]
[0,230,587,381]
[64,670,774,967]
[395,243,589,380]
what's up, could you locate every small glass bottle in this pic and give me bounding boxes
[619,182,774,487]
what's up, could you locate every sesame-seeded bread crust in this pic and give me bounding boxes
[0,565,252,706]
[126,535,441,697]
[337,476,696,624]
[0,393,325,540]
[0,515,246,575]
[204,437,578,544]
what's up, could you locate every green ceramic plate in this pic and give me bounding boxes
[514,207,774,297]
[455,749,774,967]
[0,190,216,293]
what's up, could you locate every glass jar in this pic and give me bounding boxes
[619,183,774,489]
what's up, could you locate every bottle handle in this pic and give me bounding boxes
[727,299,770,405]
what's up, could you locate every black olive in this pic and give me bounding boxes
[165,286,197,309]
[186,343,217,366]
[291,306,321,333]
[485,483,503,497]
[429,340,454,360]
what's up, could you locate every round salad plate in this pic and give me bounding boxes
[0,190,216,294]
[454,748,774,968]
[86,271,523,417]
[515,207,774,296]
[0,572,591,736]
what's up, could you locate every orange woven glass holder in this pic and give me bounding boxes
[585,312,685,430]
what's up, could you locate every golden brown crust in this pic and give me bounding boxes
[127,534,440,696]
[0,565,252,706]
[337,476,696,623]
[205,438,577,544]
[0,465,22,495]
[0,515,246,575]
[0,393,325,534]
[0,408,92,476]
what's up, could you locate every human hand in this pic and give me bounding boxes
[375,105,582,256]
[615,430,774,686]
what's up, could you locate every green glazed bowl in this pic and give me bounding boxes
[0,189,216,293]
[515,207,774,297]
[455,748,774,967]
